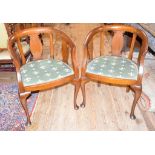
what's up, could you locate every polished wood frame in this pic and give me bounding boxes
[81,24,148,119]
[8,27,80,125]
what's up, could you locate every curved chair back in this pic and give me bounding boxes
[84,24,148,59]
[8,27,78,74]
[82,24,148,84]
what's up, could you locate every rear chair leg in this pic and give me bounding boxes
[20,92,31,125]
[130,85,142,119]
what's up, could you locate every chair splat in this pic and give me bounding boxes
[30,34,43,60]
[111,31,124,56]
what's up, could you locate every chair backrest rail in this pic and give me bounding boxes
[84,24,148,61]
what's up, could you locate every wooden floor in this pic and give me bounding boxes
[1,24,155,130]
[26,82,152,130]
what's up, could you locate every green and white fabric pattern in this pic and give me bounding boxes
[86,56,138,80]
[20,59,74,86]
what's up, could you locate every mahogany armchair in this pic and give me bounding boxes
[8,27,80,125]
[81,24,148,119]
[0,23,30,71]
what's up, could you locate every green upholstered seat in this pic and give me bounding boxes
[20,59,74,86]
[86,56,138,80]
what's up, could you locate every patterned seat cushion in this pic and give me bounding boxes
[86,56,138,80]
[20,59,74,86]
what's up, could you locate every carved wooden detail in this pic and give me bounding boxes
[111,31,124,56]
[30,34,43,60]
[4,23,15,36]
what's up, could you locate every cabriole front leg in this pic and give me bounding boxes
[130,85,142,119]
[73,79,80,110]
[19,92,31,125]
[80,78,88,108]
